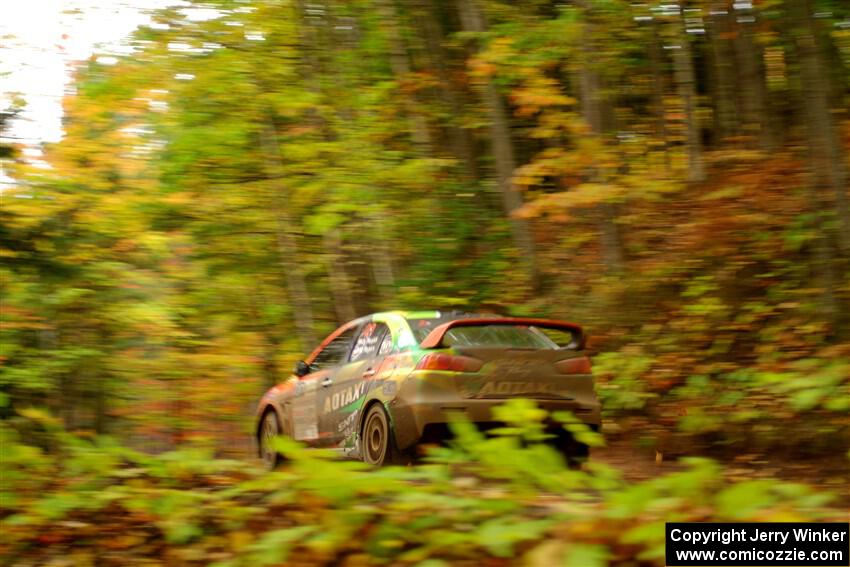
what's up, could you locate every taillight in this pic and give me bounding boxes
[415,354,483,373]
[555,356,592,374]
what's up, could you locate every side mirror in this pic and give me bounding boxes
[294,360,311,377]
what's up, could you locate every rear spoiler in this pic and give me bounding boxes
[418,317,585,349]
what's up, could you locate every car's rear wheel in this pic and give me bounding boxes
[259,410,283,469]
[361,404,397,466]
[555,435,589,469]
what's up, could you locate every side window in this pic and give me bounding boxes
[312,327,358,370]
[350,323,390,362]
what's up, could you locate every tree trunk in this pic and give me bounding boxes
[673,4,705,182]
[455,0,540,289]
[260,125,317,350]
[649,17,671,171]
[786,0,847,327]
[249,293,283,389]
[366,208,396,305]
[324,229,358,324]
[734,15,772,149]
[707,7,738,143]
[577,0,625,274]
[93,366,107,435]
[262,335,281,389]
[787,0,850,254]
[376,0,432,152]
[416,0,479,180]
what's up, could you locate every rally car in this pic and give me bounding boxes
[256,311,600,467]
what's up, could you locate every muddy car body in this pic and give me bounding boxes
[256,311,601,466]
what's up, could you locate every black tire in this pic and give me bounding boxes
[361,404,399,466]
[258,410,284,469]
[554,434,590,469]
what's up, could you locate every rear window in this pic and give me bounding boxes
[443,325,558,349]
[407,316,581,349]
[407,315,481,342]
[408,318,444,342]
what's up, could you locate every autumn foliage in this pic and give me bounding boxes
[1,405,846,566]
[1,0,849,562]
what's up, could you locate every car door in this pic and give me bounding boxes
[317,322,391,447]
[291,324,359,446]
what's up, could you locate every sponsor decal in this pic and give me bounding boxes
[323,382,367,413]
[488,359,545,381]
[476,381,560,397]
[337,410,359,433]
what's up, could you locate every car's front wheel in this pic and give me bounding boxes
[259,410,283,469]
[361,404,398,466]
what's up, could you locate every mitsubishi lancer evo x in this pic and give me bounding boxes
[256,311,600,467]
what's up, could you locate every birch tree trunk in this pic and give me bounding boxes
[673,4,705,182]
[707,7,738,142]
[734,16,772,149]
[649,17,671,171]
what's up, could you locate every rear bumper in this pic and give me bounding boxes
[387,373,601,450]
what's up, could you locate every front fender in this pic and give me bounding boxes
[255,381,299,452]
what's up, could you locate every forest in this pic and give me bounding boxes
[1,0,849,564]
